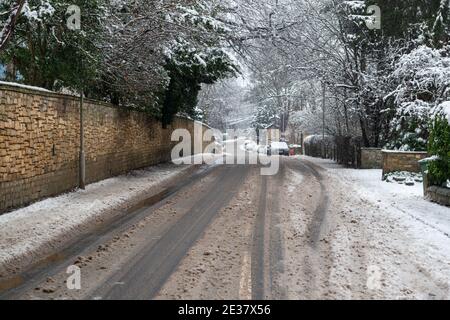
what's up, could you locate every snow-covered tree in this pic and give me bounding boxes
[0,0,26,51]
[386,46,450,150]
[197,78,251,130]
[0,0,105,90]
[0,0,238,125]
[95,0,238,122]
[252,103,279,130]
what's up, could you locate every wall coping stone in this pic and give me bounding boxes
[0,83,114,109]
[382,149,428,154]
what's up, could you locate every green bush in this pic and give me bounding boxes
[428,115,450,187]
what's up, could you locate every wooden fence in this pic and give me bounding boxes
[304,135,363,168]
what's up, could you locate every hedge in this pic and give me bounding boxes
[428,115,450,187]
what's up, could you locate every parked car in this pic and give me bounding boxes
[268,142,290,156]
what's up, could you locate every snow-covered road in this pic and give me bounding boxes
[0,164,194,278]
[1,155,450,300]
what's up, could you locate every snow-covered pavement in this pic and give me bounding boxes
[299,156,450,299]
[0,164,192,277]
[303,156,450,238]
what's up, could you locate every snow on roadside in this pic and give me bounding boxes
[301,156,450,237]
[326,164,450,236]
[301,155,450,298]
[0,164,191,276]
[173,153,227,166]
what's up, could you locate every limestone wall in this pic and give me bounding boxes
[382,150,428,176]
[0,84,211,213]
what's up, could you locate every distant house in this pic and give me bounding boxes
[264,123,281,143]
[264,123,278,130]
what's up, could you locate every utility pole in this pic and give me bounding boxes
[79,85,85,190]
[322,81,326,159]
[66,5,85,189]
[322,81,326,140]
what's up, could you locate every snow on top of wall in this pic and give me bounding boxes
[382,149,428,154]
[419,155,441,163]
[0,81,52,93]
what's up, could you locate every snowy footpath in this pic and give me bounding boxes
[0,164,192,277]
[305,156,450,238]
[300,156,450,299]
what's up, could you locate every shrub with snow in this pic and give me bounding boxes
[387,46,450,151]
[383,171,423,186]
[428,106,450,188]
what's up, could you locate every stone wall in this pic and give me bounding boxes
[426,186,450,207]
[423,174,450,207]
[361,148,382,169]
[0,84,211,213]
[382,150,428,176]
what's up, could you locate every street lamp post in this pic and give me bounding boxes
[322,81,326,140]
[322,81,326,158]
[79,81,85,189]
[67,5,85,189]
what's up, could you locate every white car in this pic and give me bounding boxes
[268,142,290,156]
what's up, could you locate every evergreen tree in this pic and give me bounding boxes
[160,40,237,126]
[252,103,279,130]
[0,0,105,92]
